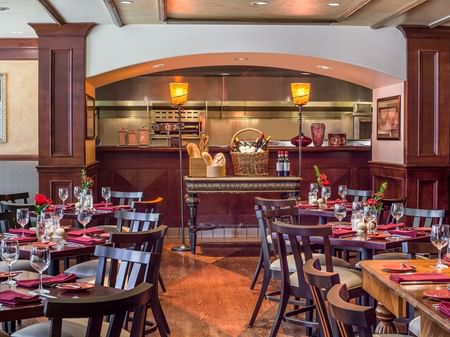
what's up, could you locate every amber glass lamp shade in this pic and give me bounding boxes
[169,83,189,106]
[290,83,311,106]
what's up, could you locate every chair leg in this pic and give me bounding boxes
[249,247,264,290]
[150,294,170,337]
[248,267,271,327]
[269,285,290,337]
[305,298,314,337]
[158,274,167,293]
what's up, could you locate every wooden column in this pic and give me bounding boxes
[30,23,98,202]
[371,26,450,210]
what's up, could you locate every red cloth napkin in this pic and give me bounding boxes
[93,202,113,208]
[443,254,450,265]
[9,229,36,237]
[16,273,77,288]
[66,236,106,246]
[389,273,450,283]
[68,227,105,237]
[297,204,318,209]
[440,302,450,317]
[332,229,355,238]
[327,199,344,206]
[377,223,406,230]
[387,229,417,237]
[0,290,41,307]
[15,236,37,244]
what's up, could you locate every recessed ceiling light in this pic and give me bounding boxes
[300,72,311,75]
[120,0,133,4]
[250,1,269,5]
[328,3,340,6]
[234,57,248,61]
[0,7,10,11]
[11,31,23,35]
[152,63,164,69]
[317,65,333,70]
[220,73,231,76]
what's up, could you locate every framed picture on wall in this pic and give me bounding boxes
[377,95,401,140]
[86,95,95,139]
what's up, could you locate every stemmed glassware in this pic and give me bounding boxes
[36,218,47,242]
[30,246,50,294]
[310,183,319,195]
[430,224,449,270]
[73,186,82,203]
[77,209,92,237]
[321,186,331,203]
[334,203,347,227]
[16,208,30,237]
[1,239,18,286]
[338,185,347,201]
[391,203,404,225]
[101,187,111,204]
[52,205,64,229]
[364,207,378,234]
[58,187,69,207]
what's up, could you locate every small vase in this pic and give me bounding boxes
[36,214,46,242]
[311,123,325,147]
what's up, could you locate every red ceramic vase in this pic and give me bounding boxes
[311,123,325,147]
[290,134,312,147]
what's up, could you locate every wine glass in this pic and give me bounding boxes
[74,186,82,202]
[334,203,347,227]
[77,209,92,237]
[310,183,319,194]
[58,187,69,206]
[101,187,111,205]
[338,185,347,201]
[30,246,50,294]
[352,201,363,215]
[1,239,18,286]
[391,203,404,225]
[52,205,64,229]
[364,207,378,234]
[321,186,331,203]
[16,208,30,237]
[431,224,449,270]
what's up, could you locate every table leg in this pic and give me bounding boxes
[319,216,328,224]
[360,248,374,261]
[185,193,199,254]
[374,303,398,334]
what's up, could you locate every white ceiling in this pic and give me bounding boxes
[0,0,448,38]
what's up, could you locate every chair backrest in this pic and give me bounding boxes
[134,197,164,213]
[401,241,439,259]
[110,191,143,207]
[0,211,13,233]
[346,189,373,203]
[45,282,152,337]
[327,284,376,337]
[0,202,35,227]
[401,207,446,228]
[303,257,340,337]
[379,198,406,224]
[114,210,160,232]
[0,192,29,203]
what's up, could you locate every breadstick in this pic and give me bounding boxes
[202,152,213,166]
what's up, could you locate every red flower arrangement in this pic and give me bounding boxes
[365,182,388,210]
[313,165,330,187]
[81,169,94,191]
[34,193,52,215]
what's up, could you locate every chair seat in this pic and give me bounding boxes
[270,253,351,273]
[290,266,362,290]
[65,260,111,278]
[408,316,420,337]
[0,260,34,272]
[11,319,130,337]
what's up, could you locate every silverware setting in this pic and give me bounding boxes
[28,291,58,299]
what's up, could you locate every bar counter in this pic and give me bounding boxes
[96,144,371,229]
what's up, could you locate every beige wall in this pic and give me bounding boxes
[0,60,38,155]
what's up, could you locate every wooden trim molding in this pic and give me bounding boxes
[36,0,66,25]
[28,23,95,37]
[399,25,450,39]
[0,39,38,60]
[0,154,38,161]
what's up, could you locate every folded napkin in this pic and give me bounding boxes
[377,223,406,230]
[9,228,36,237]
[387,229,417,237]
[66,236,106,246]
[332,229,355,238]
[93,202,113,208]
[327,199,344,206]
[440,302,450,317]
[68,227,105,237]
[17,273,77,289]
[389,272,450,283]
[443,254,450,265]
[0,290,40,307]
[15,236,37,244]
[298,204,318,209]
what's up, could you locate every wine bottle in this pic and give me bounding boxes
[283,151,290,176]
[276,151,283,177]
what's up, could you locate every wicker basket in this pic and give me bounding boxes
[230,128,269,176]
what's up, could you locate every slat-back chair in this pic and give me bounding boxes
[0,211,13,233]
[346,189,373,203]
[378,198,406,224]
[115,210,160,232]
[45,283,152,337]
[110,191,143,207]
[327,284,403,337]
[134,197,163,213]
[0,192,29,204]
[0,202,35,228]
[401,241,439,259]
[401,207,446,228]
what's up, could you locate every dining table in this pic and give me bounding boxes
[359,259,450,337]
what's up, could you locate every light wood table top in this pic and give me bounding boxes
[359,259,450,337]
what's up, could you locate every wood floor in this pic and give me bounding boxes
[158,240,306,337]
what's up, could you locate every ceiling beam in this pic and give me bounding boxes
[102,0,123,27]
[337,0,375,22]
[371,0,428,29]
[36,0,65,25]
[158,0,167,21]
[429,15,450,28]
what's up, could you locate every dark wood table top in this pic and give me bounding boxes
[18,241,98,260]
[62,209,115,221]
[359,259,450,336]
[0,271,120,322]
[327,233,430,251]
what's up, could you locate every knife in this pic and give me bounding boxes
[28,291,58,299]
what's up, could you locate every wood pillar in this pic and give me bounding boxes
[30,23,97,202]
[371,26,450,210]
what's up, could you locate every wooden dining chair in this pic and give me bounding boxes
[110,191,143,207]
[0,192,30,204]
[0,202,35,227]
[327,283,404,337]
[134,197,163,213]
[115,210,160,232]
[346,189,373,203]
[0,211,13,233]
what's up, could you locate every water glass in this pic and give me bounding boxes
[334,203,347,226]
[431,224,449,270]
[52,204,64,229]
[352,201,363,215]
[36,218,47,242]
[30,246,50,294]
[364,207,378,234]
[77,209,92,237]
[391,203,404,224]
[338,185,347,201]
[1,239,18,286]
[321,186,331,202]
[16,208,30,236]
[310,183,319,194]
[58,187,69,206]
[73,186,82,202]
[101,187,111,204]
[308,192,317,205]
